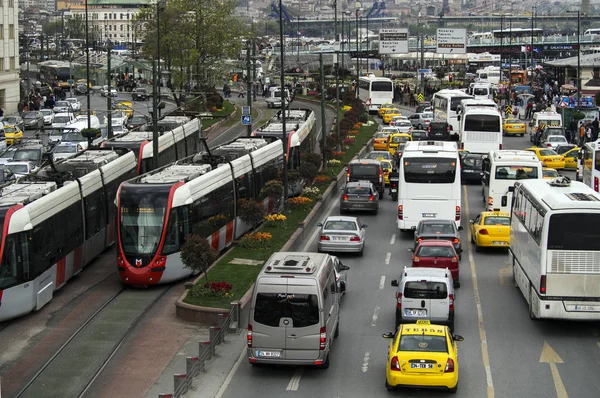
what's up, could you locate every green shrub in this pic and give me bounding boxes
[180,235,219,284]
[238,198,265,227]
[299,162,319,182]
[259,179,284,201]
[301,153,322,169]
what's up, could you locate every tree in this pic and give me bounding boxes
[180,234,218,284]
[135,0,249,105]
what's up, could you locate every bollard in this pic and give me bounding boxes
[173,374,188,396]
[199,341,211,371]
[230,301,241,333]
[214,326,223,346]
[186,357,200,378]
[209,327,217,357]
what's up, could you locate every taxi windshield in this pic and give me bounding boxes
[375,132,389,139]
[392,136,410,143]
[398,335,448,353]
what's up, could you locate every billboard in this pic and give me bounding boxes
[379,28,409,54]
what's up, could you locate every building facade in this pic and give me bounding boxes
[1,1,21,114]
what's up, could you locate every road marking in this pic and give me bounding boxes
[215,343,246,398]
[302,190,341,252]
[385,252,391,265]
[379,275,386,289]
[285,368,304,391]
[390,234,396,245]
[498,267,512,285]
[371,306,380,326]
[362,351,370,372]
[463,185,495,398]
[539,341,568,398]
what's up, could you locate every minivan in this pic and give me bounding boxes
[247,252,344,368]
[391,267,455,331]
[428,121,456,141]
[346,159,384,199]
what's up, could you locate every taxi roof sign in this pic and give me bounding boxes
[415,320,431,325]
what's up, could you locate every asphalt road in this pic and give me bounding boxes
[215,116,600,398]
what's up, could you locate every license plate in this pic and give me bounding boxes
[411,363,434,369]
[405,309,427,317]
[574,305,597,311]
[353,204,365,207]
[492,241,508,245]
[333,236,349,241]
[422,213,436,218]
[391,189,397,193]
[257,351,281,358]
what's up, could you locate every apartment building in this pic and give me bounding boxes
[0,0,21,114]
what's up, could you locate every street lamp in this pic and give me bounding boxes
[355,7,363,96]
[366,14,369,74]
[530,6,536,69]
[84,0,91,129]
[342,10,351,87]
[278,0,288,212]
[567,10,581,111]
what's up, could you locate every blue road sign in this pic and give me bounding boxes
[241,115,251,125]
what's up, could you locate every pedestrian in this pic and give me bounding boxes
[579,122,586,146]
[593,117,599,141]
[525,102,532,119]
[586,123,593,142]
[238,85,245,98]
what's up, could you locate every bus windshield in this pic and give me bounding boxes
[547,213,600,251]
[119,185,171,255]
[403,158,457,183]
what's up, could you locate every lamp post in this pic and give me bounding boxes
[84,0,91,129]
[530,6,536,69]
[279,0,288,212]
[366,14,369,74]
[355,7,363,96]
[567,10,581,111]
[342,10,350,88]
[156,0,165,102]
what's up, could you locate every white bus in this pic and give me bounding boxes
[460,108,503,153]
[584,28,600,36]
[456,98,498,117]
[580,140,600,191]
[509,178,600,320]
[397,141,461,231]
[357,76,394,114]
[432,89,474,133]
[482,150,542,212]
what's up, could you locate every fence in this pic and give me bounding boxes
[158,301,242,398]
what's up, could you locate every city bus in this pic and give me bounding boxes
[397,141,461,231]
[580,140,600,191]
[357,76,394,114]
[459,107,503,153]
[432,89,474,133]
[482,150,542,212]
[509,178,600,320]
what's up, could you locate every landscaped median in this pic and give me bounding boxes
[176,99,378,324]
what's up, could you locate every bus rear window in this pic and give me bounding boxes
[464,115,501,131]
[547,213,600,251]
[403,158,456,184]
[371,81,393,91]
[494,166,538,180]
[350,164,378,178]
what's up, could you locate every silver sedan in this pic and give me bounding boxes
[317,216,367,256]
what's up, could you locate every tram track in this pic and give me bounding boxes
[15,285,170,398]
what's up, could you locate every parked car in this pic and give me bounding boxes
[1,115,24,131]
[22,111,44,130]
[40,109,55,125]
[4,160,38,177]
[74,82,88,95]
[114,101,134,118]
[131,87,149,100]
[65,97,81,112]
[317,216,367,256]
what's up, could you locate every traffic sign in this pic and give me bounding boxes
[417,93,424,102]
[417,69,432,74]
[378,28,408,54]
[241,115,251,125]
[242,106,251,115]
[505,105,513,115]
[436,28,467,54]
[67,79,74,85]
[365,98,372,106]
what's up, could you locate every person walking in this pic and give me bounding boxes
[593,117,599,141]
[238,85,245,98]
[579,121,586,146]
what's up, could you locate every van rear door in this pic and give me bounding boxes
[282,282,321,361]
[251,278,289,360]
[401,280,432,322]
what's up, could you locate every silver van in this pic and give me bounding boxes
[247,252,343,368]
[391,267,455,331]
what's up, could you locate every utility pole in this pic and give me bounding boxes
[246,40,252,137]
[85,0,91,129]
[152,60,159,170]
[279,0,288,212]
[335,53,340,150]
[106,42,113,139]
[320,53,327,170]
[530,6,535,69]
[500,16,504,81]
[419,17,425,95]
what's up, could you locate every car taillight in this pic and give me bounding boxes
[319,326,326,350]
[451,256,458,263]
[487,196,493,206]
[595,177,599,192]
[540,275,546,294]
[546,143,552,147]
[444,358,455,373]
[320,235,330,241]
[413,256,419,263]
[499,143,503,149]
[346,172,350,183]
[398,205,403,220]
[350,236,361,242]
[342,194,349,201]
[396,292,402,309]
[449,293,454,311]
[247,324,253,348]
[460,142,464,150]
[417,238,423,243]
[390,356,401,371]
[369,194,375,201]
[452,238,459,244]
[447,125,452,132]
[379,167,383,183]
[543,158,551,162]
[479,229,489,235]
[455,206,460,221]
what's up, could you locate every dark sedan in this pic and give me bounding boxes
[132,88,149,101]
[461,153,485,184]
[126,114,150,130]
[410,129,428,141]
[413,219,463,259]
[22,111,44,130]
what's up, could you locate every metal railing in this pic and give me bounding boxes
[158,301,242,398]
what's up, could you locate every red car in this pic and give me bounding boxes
[410,240,460,287]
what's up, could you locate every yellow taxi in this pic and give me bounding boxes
[378,103,396,118]
[524,147,565,170]
[386,133,412,156]
[115,101,134,118]
[380,159,393,185]
[562,147,579,169]
[502,118,526,136]
[383,320,463,393]
[373,131,392,151]
[4,125,23,145]
[469,211,511,251]
[383,109,402,125]
[542,168,560,180]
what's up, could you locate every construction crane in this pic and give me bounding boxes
[366,1,388,18]
[268,1,294,22]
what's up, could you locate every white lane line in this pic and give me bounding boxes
[215,344,246,398]
[362,351,371,372]
[285,368,304,391]
[371,306,380,326]
[302,187,341,252]
[379,275,386,289]
[464,185,495,398]
[390,234,396,245]
[385,252,391,265]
